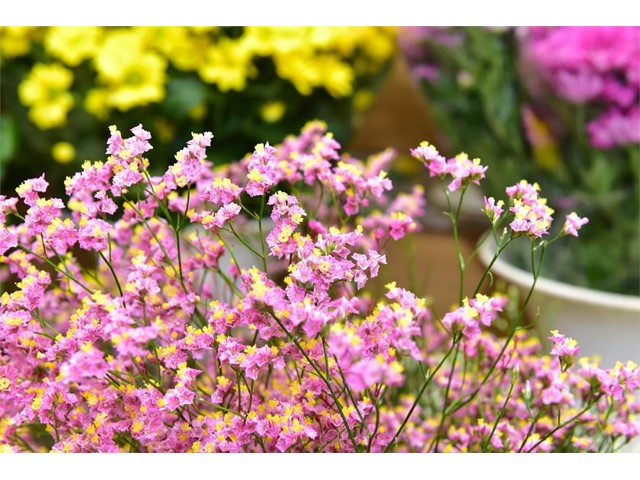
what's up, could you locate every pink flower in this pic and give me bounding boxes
[0,195,18,223]
[442,294,505,340]
[562,212,589,237]
[245,142,279,197]
[554,68,603,103]
[202,177,243,204]
[548,329,580,369]
[15,174,48,207]
[43,218,78,255]
[78,218,110,250]
[445,153,487,192]
[411,141,447,177]
[25,198,65,236]
[587,106,640,149]
[164,132,213,189]
[190,203,241,231]
[0,226,18,256]
[506,181,554,238]
[482,196,504,222]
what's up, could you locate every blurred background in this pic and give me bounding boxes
[1,26,639,314]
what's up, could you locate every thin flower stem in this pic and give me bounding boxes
[472,235,513,297]
[446,242,546,418]
[383,340,459,452]
[449,185,468,303]
[482,368,517,452]
[525,401,595,452]
[332,352,372,437]
[432,339,461,452]
[256,199,268,272]
[18,245,92,293]
[97,250,125,300]
[227,223,266,262]
[518,410,543,453]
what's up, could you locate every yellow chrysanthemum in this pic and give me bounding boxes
[137,27,212,72]
[94,29,167,111]
[0,26,40,59]
[198,38,256,91]
[83,88,110,119]
[18,63,74,129]
[44,26,102,66]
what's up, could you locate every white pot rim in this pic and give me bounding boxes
[477,235,640,313]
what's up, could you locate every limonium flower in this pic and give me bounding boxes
[562,212,589,237]
[506,180,554,238]
[549,330,580,370]
[0,127,633,454]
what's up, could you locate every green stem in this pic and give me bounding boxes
[383,340,459,452]
[482,368,517,452]
[98,251,124,300]
[446,241,545,418]
[525,401,595,452]
[432,339,461,452]
[18,245,92,293]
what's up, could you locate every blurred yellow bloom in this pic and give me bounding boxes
[522,107,561,172]
[83,88,110,119]
[260,101,286,123]
[353,89,374,112]
[272,53,315,96]
[198,38,256,91]
[44,27,102,67]
[18,63,74,129]
[51,142,75,164]
[138,27,209,72]
[314,56,354,98]
[8,26,397,133]
[94,29,166,111]
[0,26,40,59]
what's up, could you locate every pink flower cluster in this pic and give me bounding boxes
[0,126,634,454]
[525,27,640,149]
[410,141,487,192]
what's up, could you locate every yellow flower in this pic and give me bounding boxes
[198,38,256,91]
[138,27,212,72]
[314,55,354,98]
[44,27,102,66]
[260,101,286,123]
[0,26,40,58]
[18,63,74,129]
[94,29,166,111]
[51,142,75,164]
[83,88,110,119]
[352,89,374,112]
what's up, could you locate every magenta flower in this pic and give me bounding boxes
[562,212,589,237]
[482,196,504,223]
[445,153,488,192]
[245,142,279,197]
[15,174,49,207]
[78,218,110,250]
[164,131,213,189]
[411,141,447,177]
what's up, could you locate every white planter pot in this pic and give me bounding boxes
[477,236,640,369]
